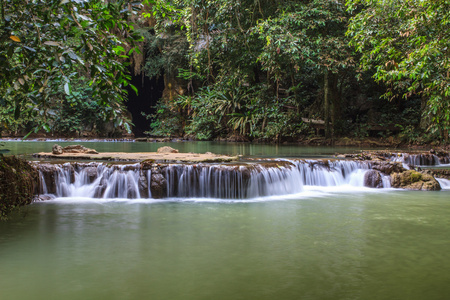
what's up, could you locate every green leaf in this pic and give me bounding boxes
[130,84,138,95]
[44,41,61,47]
[64,82,71,95]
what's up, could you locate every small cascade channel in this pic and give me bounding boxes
[385,152,450,167]
[35,160,394,200]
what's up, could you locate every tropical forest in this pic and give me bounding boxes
[1,0,449,145]
[1,1,450,300]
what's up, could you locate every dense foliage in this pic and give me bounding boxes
[0,0,141,137]
[347,0,450,141]
[140,0,449,144]
[0,0,448,143]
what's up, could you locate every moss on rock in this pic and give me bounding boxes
[390,170,441,191]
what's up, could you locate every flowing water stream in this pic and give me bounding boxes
[1,141,450,300]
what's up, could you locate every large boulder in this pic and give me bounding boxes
[364,170,383,188]
[138,173,150,198]
[52,144,63,155]
[62,145,98,154]
[390,170,441,191]
[51,144,98,155]
[35,164,59,194]
[157,146,179,153]
[81,167,98,183]
[150,167,167,198]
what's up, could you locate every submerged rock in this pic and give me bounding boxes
[390,170,441,191]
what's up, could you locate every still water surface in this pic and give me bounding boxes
[2,140,371,159]
[1,193,450,300]
[1,141,449,299]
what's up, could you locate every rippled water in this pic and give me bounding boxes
[1,191,450,300]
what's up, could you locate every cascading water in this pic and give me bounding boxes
[37,159,393,200]
[436,178,450,190]
[389,153,450,167]
[39,163,146,199]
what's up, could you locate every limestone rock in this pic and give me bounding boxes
[390,170,441,191]
[150,170,167,199]
[157,146,179,153]
[370,161,406,175]
[364,170,383,188]
[52,144,63,155]
[82,167,98,183]
[62,145,98,154]
[138,173,150,198]
[51,144,98,155]
[430,169,450,179]
[36,164,58,194]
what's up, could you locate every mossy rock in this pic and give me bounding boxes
[0,155,39,220]
[390,170,441,191]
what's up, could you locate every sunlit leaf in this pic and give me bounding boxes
[129,84,138,95]
[10,36,21,42]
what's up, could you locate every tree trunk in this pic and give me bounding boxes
[419,95,429,130]
[324,70,331,139]
[330,73,339,141]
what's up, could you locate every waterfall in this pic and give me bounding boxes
[165,164,249,198]
[39,163,144,199]
[37,159,393,200]
[436,178,450,190]
[389,153,450,167]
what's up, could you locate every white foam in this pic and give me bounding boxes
[437,178,450,190]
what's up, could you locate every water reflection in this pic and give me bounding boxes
[3,140,370,159]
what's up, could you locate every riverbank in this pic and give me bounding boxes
[0,155,38,220]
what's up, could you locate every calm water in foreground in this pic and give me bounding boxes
[1,192,450,300]
[1,141,449,299]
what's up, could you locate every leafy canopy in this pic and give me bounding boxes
[347,0,450,137]
[0,0,142,135]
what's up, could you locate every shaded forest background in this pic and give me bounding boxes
[1,0,449,145]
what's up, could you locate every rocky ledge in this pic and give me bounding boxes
[33,145,240,163]
[339,150,450,190]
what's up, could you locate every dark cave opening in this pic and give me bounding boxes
[126,72,165,137]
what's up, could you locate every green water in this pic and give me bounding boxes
[1,192,450,300]
[2,140,370,159]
